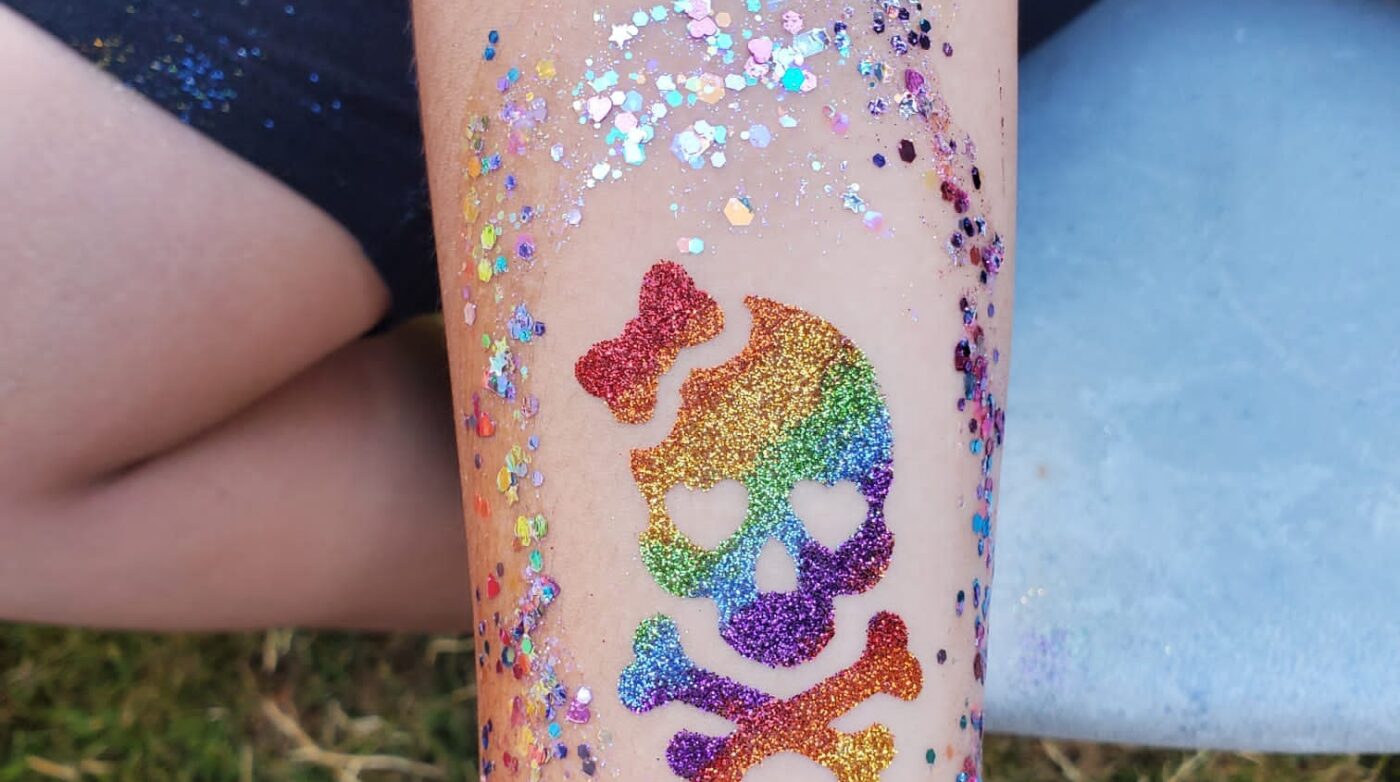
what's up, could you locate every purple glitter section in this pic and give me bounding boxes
[719,460,895,667]
[667,731,727,779]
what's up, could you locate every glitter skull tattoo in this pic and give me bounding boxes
[576,261,922,780]
[630,293,896,668]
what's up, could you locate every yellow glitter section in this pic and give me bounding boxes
[630,296,848,502]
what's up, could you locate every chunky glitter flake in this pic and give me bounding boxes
[575,261,724,424]
[628,294,897,668]
[619,611,922,782]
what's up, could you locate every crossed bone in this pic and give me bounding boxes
[620,611,923,782]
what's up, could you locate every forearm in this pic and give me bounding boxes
[414,1,1015,778]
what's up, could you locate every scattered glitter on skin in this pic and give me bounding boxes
[574,261,724,424]
[454,31,610,778]
[857,4,1011,776]
[620,612,921,782]
[621,290,898,668]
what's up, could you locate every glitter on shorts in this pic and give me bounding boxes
[574,261,724,424]
[619,611,923,782]
[628,293,895,668]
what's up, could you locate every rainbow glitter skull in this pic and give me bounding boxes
[628,295,896,667]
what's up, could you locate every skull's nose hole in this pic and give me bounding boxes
[789,479,871,549]
[662,479,750,550]
[754,537,798,593]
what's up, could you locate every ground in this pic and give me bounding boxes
[0,626,1392,781]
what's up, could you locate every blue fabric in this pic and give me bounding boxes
[992,0,1400,751]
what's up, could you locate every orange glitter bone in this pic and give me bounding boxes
[691,612,922,782]
[622,612,923,782]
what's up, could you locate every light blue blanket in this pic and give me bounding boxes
[989,0,1400,752]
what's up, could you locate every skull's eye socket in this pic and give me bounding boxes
[663,479,749,549]
[789,479,870,549]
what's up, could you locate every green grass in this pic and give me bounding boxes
[1,626,1393,781]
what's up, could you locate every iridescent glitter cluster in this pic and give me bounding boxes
[577,262,922,780]
[575,0,840,182]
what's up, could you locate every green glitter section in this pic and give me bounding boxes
[639,349,888,599]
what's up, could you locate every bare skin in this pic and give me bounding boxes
[0,7,469,631]
[415,0,1016,779]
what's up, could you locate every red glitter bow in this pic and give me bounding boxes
[574,261,724,423]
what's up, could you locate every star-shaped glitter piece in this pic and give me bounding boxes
[609,24,637,46]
